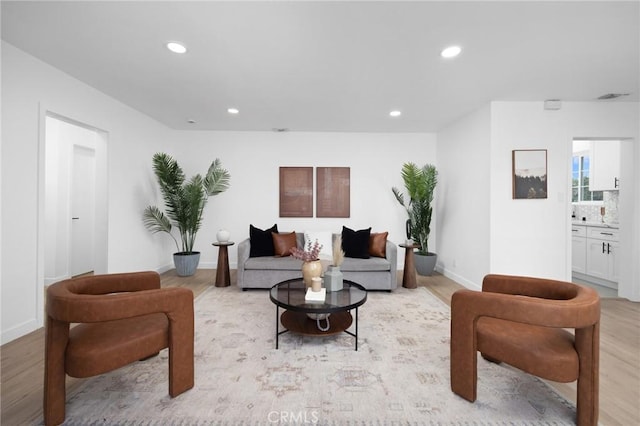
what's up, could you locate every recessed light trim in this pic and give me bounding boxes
[597,93,629,100]
[166,42,187,54]
[441,45,462,58]
[227,108,239,114]
[389,110,402,117]
[187,119,196,124]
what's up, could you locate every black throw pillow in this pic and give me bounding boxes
[341,226,371,259]
[249,224,278,257]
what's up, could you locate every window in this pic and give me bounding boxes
[572,153,603,203]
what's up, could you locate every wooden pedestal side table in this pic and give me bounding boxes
[212,241,234,287]
[399,243,419,289]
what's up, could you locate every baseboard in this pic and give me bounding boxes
[197,262,215,269]
[440,267,481,291]
[572,272,618,289]
[1,318,40,345]
[45,274,69,286]
[155,262,217,274]
[156,263,174,274]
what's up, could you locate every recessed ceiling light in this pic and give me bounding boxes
[441,45,462,58]
[227,108,239,114]
[187,119,196,124]
[389,110,402,117]
[166,42,187,54]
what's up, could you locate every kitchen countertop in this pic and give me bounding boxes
[571,220,619,229]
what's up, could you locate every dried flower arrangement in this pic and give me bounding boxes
[332,235,345,267]
[290,238,323,262]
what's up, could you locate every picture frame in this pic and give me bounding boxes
[316,167,350,217]
[512,149,548,199]
[279,167,313,217]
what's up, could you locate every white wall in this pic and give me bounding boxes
[1,41,174,343]
[163,130,437,270]
[437,105,492,290]
[1,41,436,343]
[4,38,636,345]
[435,100,639,299]
[489,101,639,300]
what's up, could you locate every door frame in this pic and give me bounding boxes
[37,107,109,326]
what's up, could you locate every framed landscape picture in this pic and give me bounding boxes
[279,167,313,217]
[512,149,547,199]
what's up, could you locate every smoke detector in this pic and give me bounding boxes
[597,93,629,100]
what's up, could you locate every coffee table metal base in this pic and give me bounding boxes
[275,307,360,351]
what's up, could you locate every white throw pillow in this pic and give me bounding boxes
[304,231,334,260]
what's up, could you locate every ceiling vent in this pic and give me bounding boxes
[597,93,629,100]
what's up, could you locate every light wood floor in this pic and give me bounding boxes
[1,270,638,425]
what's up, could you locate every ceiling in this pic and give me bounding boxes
[2,1,638,133]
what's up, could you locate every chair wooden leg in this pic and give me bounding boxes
[167,305,195,398]
[576,325,599,426]
[450,298,477,402]
[44,318,69,426]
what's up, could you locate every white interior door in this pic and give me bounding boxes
[70,145,96,276]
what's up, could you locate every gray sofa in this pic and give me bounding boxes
[237,232,397,291]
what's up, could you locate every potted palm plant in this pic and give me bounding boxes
[143,152,230,276]
[392,162,438,275]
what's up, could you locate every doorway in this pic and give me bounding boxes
[70,145,96,276]
[43,114,108,285]
[570,138,624,298]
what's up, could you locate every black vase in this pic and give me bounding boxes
[405,219,412,240]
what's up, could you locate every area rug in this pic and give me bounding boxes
[62,286,576,425]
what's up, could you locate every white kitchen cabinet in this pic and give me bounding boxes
[590,140,620,191]
[585,227,619,286]
[571,225,587,274]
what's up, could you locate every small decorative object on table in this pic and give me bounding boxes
[305,286,326,301]
[311,276,322,292]
[290,238,323,287]
[325,235,345,292]
[216,229,230,243]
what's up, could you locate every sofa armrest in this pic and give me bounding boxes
[237,238,251,288]
[386,239,398,289]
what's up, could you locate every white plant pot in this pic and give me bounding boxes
[174,251,200,276]
[415,252,437,276]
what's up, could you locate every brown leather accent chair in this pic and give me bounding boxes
[450,274,600,425]
[44,271,194,426]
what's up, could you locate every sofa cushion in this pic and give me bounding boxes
[249,224,278,257]
[244,256,302,271]
[369,232,388,258]
[272,232,297,257]
[341,257,390,272]
[342,226,371,259]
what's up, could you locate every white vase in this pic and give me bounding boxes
[216,229,230,243]
[324,265,343,292]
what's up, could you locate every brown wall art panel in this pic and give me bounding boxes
[279,167,313,217]
[316,167,350,218]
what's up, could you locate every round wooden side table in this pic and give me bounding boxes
[212,241,234,287]
[399,243,420,289]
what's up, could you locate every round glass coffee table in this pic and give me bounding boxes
[269,278,367,351]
